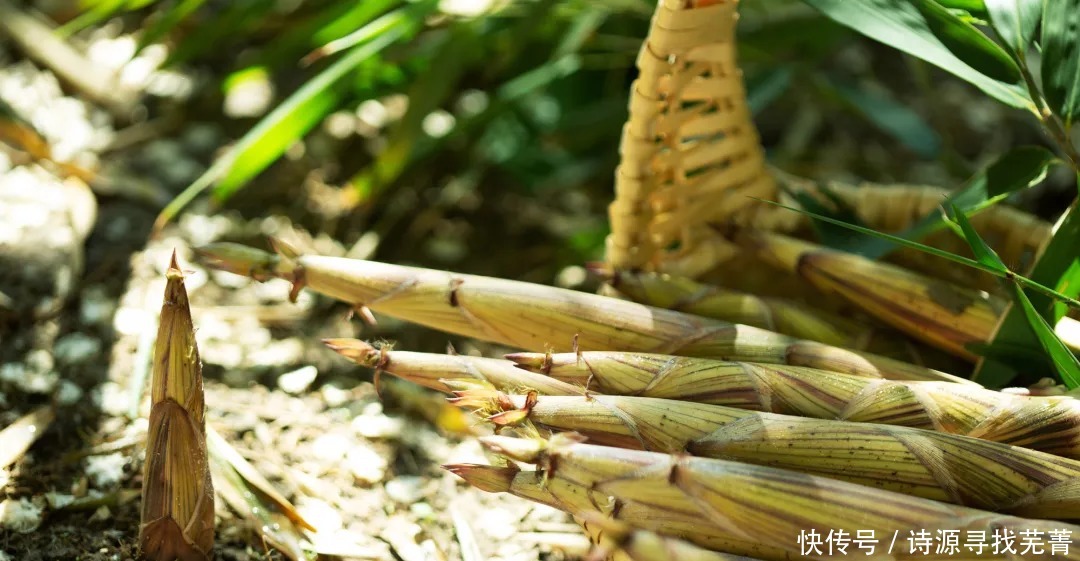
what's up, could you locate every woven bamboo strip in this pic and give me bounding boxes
[606,0,778,276]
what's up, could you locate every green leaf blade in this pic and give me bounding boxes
[912,0,1020,83]
[1041,0,1080,123]
[945,203,1008,272]
[137,0,209,53]
[154,6,428,230]
[801,0,1031,109]
[979,199,1080,387]
[1011,284,1080,389]
[985,0,1041,55]
[826,80,941,158]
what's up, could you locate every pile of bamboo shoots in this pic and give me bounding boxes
[200,238,1080,560]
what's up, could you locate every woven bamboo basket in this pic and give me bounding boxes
[604,0,1052,292]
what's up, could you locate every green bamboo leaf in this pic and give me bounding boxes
[979,201,1080,385]
[1041,0,1080,123]
[1039,202,1080,323]
[60,0,150,36]
[137,0,208,52]
[747,67,793,115]
[801,0,1030,109]
[936,0,987,15]
[349,24,477,203]
[985,0,1041,56]
[941,204,1051,387]
[1011,284,1080,389]
[553,4,609,57]
[944,203,1008,272]
[776,179,868,250]
[154,5,428,231]
[825,80,941,158]
[302,0,406,64]
[212,19,409,199]
[310,0,401,47]
[162,0,278,67]
[912,0,1020,82]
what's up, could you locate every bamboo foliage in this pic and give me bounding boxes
[462,392,1080,517]
[454,435,1080,561]
[509,350,1080,459]
[199,242,968,384]
[140,253,215,561]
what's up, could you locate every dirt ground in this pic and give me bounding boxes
[3,174,609,561]
[0,11,600,557]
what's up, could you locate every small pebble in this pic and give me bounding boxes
[350,410,403,440]
[178,213,231,247]
[555,265,588,289]
[247,338,304,367]
[311,432,351,463]
[44,492,74,510]
[0,362,59,394]
[79,287,116,326]
[320,383,351,408]
[384,476,425,504]
[85,452,127,489]
[25,349,53,373]
[345,445,387,484]
[409,502,435,521]
[209,269,251,289]
[56,380,84,406]
[202,342,244,370]
[112,306,151,336]
[296,497,342,532]
[88,505,111,523]
[277,365,317,395]
[94,382,129,416]
[479,507,518,540]
[0,497,44,533]
[53,333,102,365]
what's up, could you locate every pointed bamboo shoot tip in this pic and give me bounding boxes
[194,243,277,280]
[442,464,518,493]
[487,409,529,426]
[504,352,548,373]
[166,250,184,281]
[478,435,546,463]
[323,339,380,365]
[268,237,301,260]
